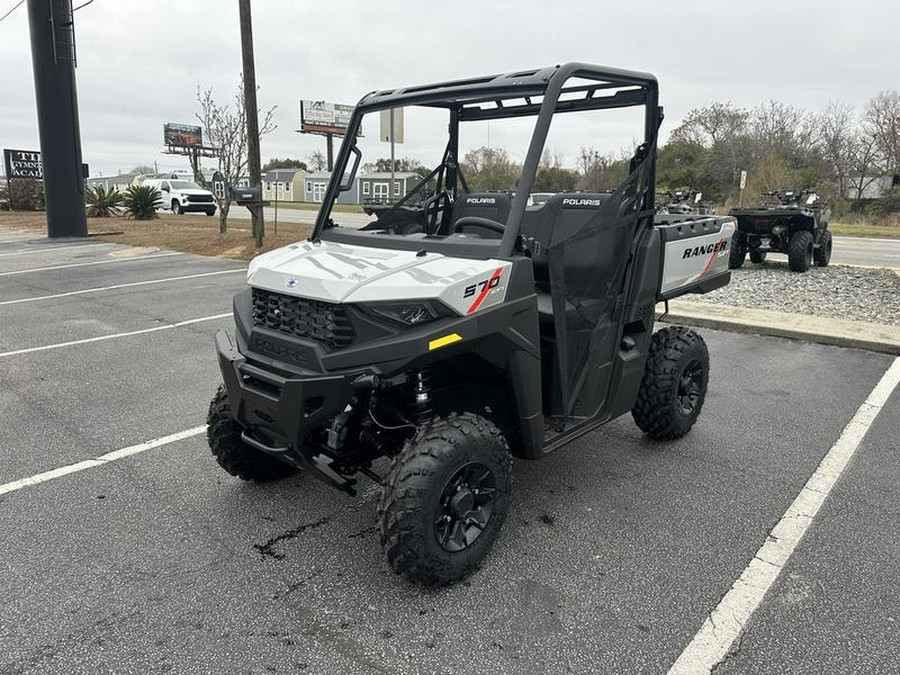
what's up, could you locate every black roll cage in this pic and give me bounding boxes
[311,62,661,257]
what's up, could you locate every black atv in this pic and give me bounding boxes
[658,189,713,216]
[728,190,832,272]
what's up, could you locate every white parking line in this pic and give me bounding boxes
[0,268,246,306]
[0,312,231,358]
[667,356,900,675]
[0,242,115,258]
[0,426,206,497]
[0,251,181,277]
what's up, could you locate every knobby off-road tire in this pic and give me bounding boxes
[728,232,746,269]
[814,230,833,267]
[206,385,297,481]
[749,249,767,264]
[377,412,512,586]
[632,326,710,441]
[788,230,814,272]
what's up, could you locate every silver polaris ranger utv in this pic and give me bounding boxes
[209,63,735,585]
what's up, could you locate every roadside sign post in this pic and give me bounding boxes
[380,108,405,203]
[739,170,747,207]
[273,180,278,235]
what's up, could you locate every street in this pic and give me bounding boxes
[0,231,898,674]
[831,235,900,269]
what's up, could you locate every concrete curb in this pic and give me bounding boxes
[659,300,900,355]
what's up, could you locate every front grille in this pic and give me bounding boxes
[251,288,354,350]
[187,194,213,203]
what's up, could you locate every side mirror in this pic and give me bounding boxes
[161,186,170,192]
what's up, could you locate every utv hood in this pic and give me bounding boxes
[247,241,443,303]
[246,240,513,314]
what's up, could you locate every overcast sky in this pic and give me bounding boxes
[1,0,897,176]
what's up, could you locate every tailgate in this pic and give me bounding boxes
[655,215,735,299]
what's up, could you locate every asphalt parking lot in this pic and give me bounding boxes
[1,231,898,675]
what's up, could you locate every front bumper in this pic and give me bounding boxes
[181,202,215,213]
[215,330,354,449]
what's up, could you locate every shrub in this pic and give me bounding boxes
[123,184,160,220]
[85,185,124,217]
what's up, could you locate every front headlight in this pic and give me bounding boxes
[365,301,454,326]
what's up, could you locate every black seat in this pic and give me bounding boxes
[520,193,612,288]
[518,193,614,323]
[450,193,511,238]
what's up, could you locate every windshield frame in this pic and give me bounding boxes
[311,62,659,257]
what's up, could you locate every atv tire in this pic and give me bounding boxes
[814,230,833,267]
[377,412,511,586]
[728,232,746,269]
[749,249,767,264]
[788,230,814,272]
[206,385,298,481]
[632,326,709,441]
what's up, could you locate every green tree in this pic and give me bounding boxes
[263,157,307,172]
[123,184,161,220]
[85,185,124,217]
[461,147,519,192]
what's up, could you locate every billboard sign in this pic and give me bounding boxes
[164,123,203,147]
[3,149,44,179]
[300,100,356,136]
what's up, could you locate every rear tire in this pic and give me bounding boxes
[632,327,709,441]
[377,412,511,586]
[814,230,833,267]
[728,232,746,269]
[206,385,298,481]
[749,249,767,264]
[788,230,814,272]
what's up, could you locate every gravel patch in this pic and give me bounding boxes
[692,262,900,326]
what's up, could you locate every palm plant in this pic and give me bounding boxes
[85,185,124,217]
[123,184,161,220]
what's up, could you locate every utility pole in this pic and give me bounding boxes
[27,0,87,238]
[238,0,264,247]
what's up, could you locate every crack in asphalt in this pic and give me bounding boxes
[253,515,333,560]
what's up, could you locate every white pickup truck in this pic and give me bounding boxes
[144,178,216,216]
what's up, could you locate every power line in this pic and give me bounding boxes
[73,0,95,10]
[0,0,25,24]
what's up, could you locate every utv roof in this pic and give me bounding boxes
[357,62,658,119]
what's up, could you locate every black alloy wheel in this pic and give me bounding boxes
[677,359,704,416]
[434,461,497,552]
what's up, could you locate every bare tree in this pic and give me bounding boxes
[817,101,857,196]
[307,150,327,172]
[865,90,900,177]
[196,75,276,233]
[848,132,882,201]
[576,147,628,191]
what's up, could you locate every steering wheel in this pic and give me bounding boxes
[421,190,450,233]
[453,216,505,237]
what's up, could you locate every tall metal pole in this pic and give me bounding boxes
[239,0,264,247]
[389,108,396,202]
[326,134,334,172]
[27,0,87,238]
